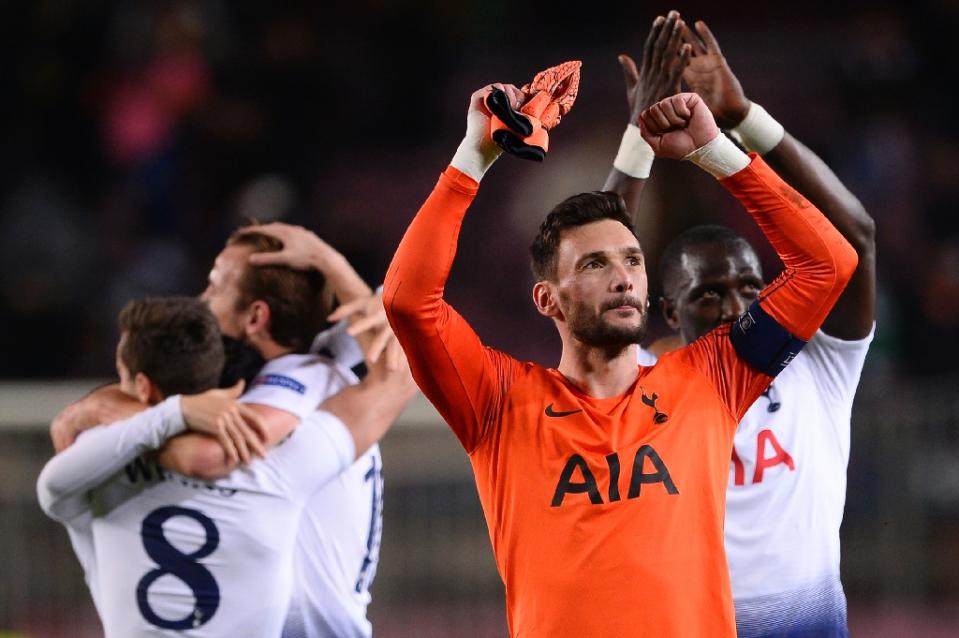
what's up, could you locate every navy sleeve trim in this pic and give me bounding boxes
[730,300,807,377]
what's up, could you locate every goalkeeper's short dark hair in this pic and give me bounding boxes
[530,191,637,281]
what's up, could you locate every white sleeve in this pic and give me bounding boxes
[268,410,356,501]
[36,396,186,522]
[65,515,100,602]
[310,319,365,371]
[240,361,353,420]
[804,324,875,405]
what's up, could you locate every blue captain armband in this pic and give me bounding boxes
[730,301,807,377]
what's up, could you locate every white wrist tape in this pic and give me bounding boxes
[684,133,750,179]
[613,124,655,179]
[729,102,784,155]
[450,139,500,182]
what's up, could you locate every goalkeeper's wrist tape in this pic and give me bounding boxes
[729,102,784,155]
[451,139,500,182]
[684,133,750,179]
[613,124,655,179]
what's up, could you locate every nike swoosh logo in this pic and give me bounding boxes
[545,404,583,418]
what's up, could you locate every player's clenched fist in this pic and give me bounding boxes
[639,92,720,159]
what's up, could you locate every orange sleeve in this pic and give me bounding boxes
[384,166,519,453]
[677,326,773,422]
[677,154,859,422]
[720,154,858,341]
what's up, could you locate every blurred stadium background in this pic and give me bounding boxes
[2,1,958,636]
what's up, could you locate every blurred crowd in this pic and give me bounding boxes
[3,0,957,380]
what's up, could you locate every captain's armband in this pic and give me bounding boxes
[730,301,806,377]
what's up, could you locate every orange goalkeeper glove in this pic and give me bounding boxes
[485,60,581,161]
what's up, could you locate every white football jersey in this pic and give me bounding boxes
[726,327,873,637]
[65,512,104,618]
[240,353,382,638]
[310,319,365,372]
[38,396,355,638]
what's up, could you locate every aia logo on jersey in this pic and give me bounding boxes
[640,386,669,424]
[551,445,678,507]
[731,429,795,486]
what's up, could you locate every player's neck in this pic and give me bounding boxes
[557,342,639,399]
[257,340,295,362]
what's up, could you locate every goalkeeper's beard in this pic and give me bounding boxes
[566,295,648,349]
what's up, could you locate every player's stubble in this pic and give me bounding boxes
[563,292,648,349]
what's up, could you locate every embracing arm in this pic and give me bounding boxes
[49,383,146,453]
[681,19,874,339]
[39,384,265,520]
[156,403,296,480]
[38,397,187,522]
[161,288,418,479]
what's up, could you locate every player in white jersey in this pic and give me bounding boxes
[604,12,875,637]
[37,296,365,636]
[46,235,414,635]
[145,224,411,638]
[236,349,383,638]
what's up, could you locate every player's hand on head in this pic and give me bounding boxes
[181,380,268,465]
[619,10,692,126]
[680,20,750,129]
[241,222,338,272]
[639,92,720,159]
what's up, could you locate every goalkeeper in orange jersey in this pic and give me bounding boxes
[383,72,857,635]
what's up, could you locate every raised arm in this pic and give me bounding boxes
[603,10,691,219]
[39,398,186,522]
[642,93,857,358]
[641,93,856,418]
[681,19,875,339]
[383,84,525,452]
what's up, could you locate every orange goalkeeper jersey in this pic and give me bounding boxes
[384,158,856,637]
